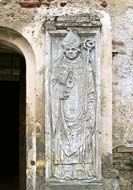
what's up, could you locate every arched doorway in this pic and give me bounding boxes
[0,27,37,190]
[0,45,26,190]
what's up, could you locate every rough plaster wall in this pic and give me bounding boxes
[110,1,133,147]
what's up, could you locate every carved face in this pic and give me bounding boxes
[63,46,81,60]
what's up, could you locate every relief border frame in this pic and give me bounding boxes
[45,17,102,184]
[44,12,112,189]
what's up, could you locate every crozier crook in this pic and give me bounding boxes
[84,39,95,79]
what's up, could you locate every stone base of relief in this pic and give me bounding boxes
[45,183,103,190]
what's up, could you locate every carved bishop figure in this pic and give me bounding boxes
[50,30,96,180]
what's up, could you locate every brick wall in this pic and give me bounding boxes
[113,146,133,190]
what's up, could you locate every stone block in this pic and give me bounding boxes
[117,147,133,153]
[113,152,124,158]
[45,183,103,190]
[102,168,119,178]
[103,178,120,190]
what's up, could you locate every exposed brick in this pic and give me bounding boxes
[113,152,124,158]
[117,147,133,153]
[123,152,133,156]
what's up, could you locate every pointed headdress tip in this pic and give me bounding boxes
[62,30,81,48]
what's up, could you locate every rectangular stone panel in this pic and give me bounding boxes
[45,16,102,188]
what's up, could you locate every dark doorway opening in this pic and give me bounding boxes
[0,81,19,189]
[0,52,26,190]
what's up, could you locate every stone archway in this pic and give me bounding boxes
[0,27,36,190]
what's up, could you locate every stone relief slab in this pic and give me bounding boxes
[45,17,101,185]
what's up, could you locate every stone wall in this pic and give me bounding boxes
[0,0,132,189]
[113,146,133,190]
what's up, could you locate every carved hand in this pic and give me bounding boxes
[60,70,74,100]
[66,70,73,88]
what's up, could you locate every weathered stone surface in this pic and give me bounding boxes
[45,183,103,190]
[45,15,103,183]
[103,178,120,190]
[113,147,133,189]
[48,31,97,179]
[102,154,113,169]
[119,171,133,190]
[102,169,119,179]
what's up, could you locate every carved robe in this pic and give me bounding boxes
[50,53,96,179]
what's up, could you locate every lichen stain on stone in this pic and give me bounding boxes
[39,66,45,76]
[37,158,45,169]
[112,40,125,46]
[36,137,44,152]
